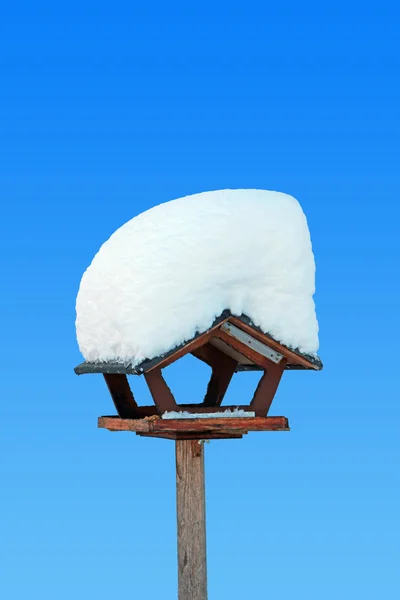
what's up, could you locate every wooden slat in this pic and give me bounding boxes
[211,329,275,370]
[139,432,244,440]
[98,416,152,433]
[144,368,178,413]
[154,417,288,433]
[103,374,139,418]
[250,361,286,417]
[229,316,319,370]
[208,336,255,366]
[98,415,289,435]
[192,343,238,407]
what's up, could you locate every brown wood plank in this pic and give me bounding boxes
[140,431,243,440]
[176,440,208,600]
[203,363,236,406]
[98,415,289,434]
[191,342,227,367]
[250,361,286,417]
[103,374,140,418]
[98,416,153,433]
[155,417,288,433]
[144,368,178,413]
[175,432,242,440]
[191,343,238,407]
[211,328,275,370]
[229,316,319,369]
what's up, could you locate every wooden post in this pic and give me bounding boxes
[176,440,208,600]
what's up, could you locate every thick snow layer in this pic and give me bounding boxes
[76,189,319,363]
[162,409,256,419]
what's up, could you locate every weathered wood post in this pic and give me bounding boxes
[176,440,207,600]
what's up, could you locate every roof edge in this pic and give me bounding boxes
[74,310,323,375]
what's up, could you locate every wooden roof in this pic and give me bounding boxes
[75,311,322,376]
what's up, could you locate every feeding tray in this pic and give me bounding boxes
[98,415,289,440]
[75,312,322,440]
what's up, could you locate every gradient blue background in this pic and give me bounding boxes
[1,5,399,599]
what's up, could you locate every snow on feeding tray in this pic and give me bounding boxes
[76,189,319,366]
[162,409,257,420]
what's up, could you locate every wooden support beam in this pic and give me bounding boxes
[144,367,178,414]
[203,364,235,407]
[103,374,139,418]
[250,361,286,417]
[176,440,208,600]
[192,343,238,407]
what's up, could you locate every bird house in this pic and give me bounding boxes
[75,310,322,440]
[74,190,323,599]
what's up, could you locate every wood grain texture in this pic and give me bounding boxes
[211,329,275,370]
[176,440,208,600]
[144,367,178,413]
[201,350,237,407]
[191,342,235,369]
[98,416,290,439]
[142,432,243,440]
[250,360,287,417]
[229,316,319,369]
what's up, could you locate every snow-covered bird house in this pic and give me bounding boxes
[74,189,322,440]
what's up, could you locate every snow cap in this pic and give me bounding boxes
[76,189,319,364]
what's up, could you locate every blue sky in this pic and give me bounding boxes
[1,6,399,599]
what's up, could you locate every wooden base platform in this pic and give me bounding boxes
[98,415,290,440]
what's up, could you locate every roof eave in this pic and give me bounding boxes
[74,311,323,375]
